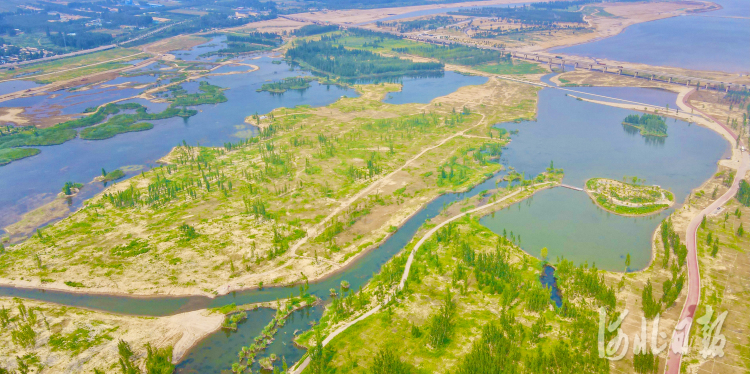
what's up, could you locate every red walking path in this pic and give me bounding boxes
[665,153,749,373]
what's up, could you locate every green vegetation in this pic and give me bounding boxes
[451,6,586,24]
[81,122,154,140]
[229,292,316,372]
[293,24,340,37]
[222,311,247,331]
[586,177,673,216]
[390,43,508,67]
[377,16,459,32]
[62,181,83,196]
[0,78,534,297]
[330,29,541,75]
[49,327,116,355]
[737,180,750,206]
[100,169,126,182]
[258,77,313,93]
[475,60,546,75]
[622,114,668,137]
[0,82,225,165]
[199,32,281,57]
[102,340,175,374]
[298,210,612,373]
[286,37,444,79]
[0,148,40,166]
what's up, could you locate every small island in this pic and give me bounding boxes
[95,168,125,182]
[257,77,313,93]
[585,177,674,216]
[622,113,668,137]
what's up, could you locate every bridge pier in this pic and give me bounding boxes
[535,56,539,61]
[588,65,592,70]
[635,72,638,77]
[574,62,578,68]
[668,77,672,83]
[650,75,654,81]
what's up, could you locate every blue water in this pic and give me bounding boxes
[171,35,227,62]
[0,85,147,117]
[0,80,44,96]
[0,58,358,231]
[480,85,727,271]
[553,0,750,73]
[540,265,562,308]
[383,71,487,104]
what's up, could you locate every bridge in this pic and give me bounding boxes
[510,51,747,92]
[376,28,748,93]
[559,184,584,192]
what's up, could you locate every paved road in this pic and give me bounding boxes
[666,151,749,373]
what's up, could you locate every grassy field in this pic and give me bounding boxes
[0,148,40,165]
[0,47,143,83]
[475,60,546,75]
[0,77,538,296]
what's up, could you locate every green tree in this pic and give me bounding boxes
[428,288,456,347]
[117,340,139,374]
[540,247,548,261]
[371,347,415,374]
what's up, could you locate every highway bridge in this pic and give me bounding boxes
[509,51,747,92]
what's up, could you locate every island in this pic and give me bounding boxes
[622,113,668,137]
[585,177,674,216]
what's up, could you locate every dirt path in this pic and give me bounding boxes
[286,113,489,257]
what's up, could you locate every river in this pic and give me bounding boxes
[0,10,738,373]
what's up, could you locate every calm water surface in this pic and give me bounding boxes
[480,86,727,271]
[553,0,750,73]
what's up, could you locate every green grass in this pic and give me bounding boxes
[0,48,142,82]
[101,169,126,182]
[0,148,40,166]
[80,121,154,140]
[475,61,546,75]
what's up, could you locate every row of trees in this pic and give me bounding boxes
[286,39,444,78]
[451,6,586,25]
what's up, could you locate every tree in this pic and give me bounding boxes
[371,347,415,374]
[625,253,631,270]
[641,280,660,319]
[308,328,330,374]
[737,180,750,206]
[428,288,456,347]
[102,168,107,177]
[117,340,139,374]
[145,344,174,374]
[540,247,548,261]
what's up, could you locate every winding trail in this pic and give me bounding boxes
[666,152,749,374]
[286,113,488,257]
[292,181,557,374]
